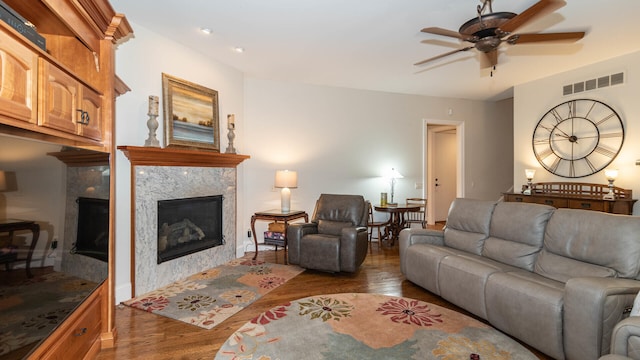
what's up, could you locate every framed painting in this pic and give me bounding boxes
[162,73,220,151]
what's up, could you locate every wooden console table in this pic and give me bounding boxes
[0,219,40,278]
[503,182,637,215]
[251,210,308,260]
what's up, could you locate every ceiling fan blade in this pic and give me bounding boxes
[421,27,474,41]
[508,32,585,44]
[480,50,498,68]
[414,47,474,66]
[498,0,566,34]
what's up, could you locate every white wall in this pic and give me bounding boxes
[514,50,640,214]
[239,78,513,253]
[113,22,513,303]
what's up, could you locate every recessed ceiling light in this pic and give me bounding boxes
[234,47,245,53]
[200,27,212,35]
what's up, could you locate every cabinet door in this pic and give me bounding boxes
[0,33,38,124]
[79,86,102,140]
[39,59,80,135]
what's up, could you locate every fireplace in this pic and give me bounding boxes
[157,195,224,264]
[75,197,109,262]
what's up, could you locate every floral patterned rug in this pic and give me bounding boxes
[215,293,538,360]
[0,272,98,357]
[123,258,304,330]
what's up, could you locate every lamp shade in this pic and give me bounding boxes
[274,170,298,188]
[0,171,6,191]
[388,168,403,179]
[604,168,619,181]
[524,169,536,179]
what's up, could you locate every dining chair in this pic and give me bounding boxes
[405,198,427,229]
[367,201,388,246]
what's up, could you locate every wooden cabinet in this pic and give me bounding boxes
[0,0,132,359]
[39,60,103,140]
[29,286,103,360]
[0,31,38,125]
[503,182,637,215]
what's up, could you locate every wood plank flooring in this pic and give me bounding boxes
[97,233,552,360]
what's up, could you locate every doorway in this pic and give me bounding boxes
[425,119,464,225]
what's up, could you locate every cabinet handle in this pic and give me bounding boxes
[76,110,90,125]
[74,327,87,336]
[544,200,554,205]
[581,202,591,209]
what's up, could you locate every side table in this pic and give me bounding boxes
[251,209,308,260]
[0,219,40,278]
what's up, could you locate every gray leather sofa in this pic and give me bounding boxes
[399,198,640,360]
[288,194,369,273]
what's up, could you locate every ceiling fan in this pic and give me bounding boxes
[414,0,586,69]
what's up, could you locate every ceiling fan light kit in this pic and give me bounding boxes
[415,0,586,70]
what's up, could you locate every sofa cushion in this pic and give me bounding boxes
[538,209,640,280]
[299,234,340,272]
[317,220,353,236]
[535,249,617,283]
[485,271,565,360]
[404,244,462,295]
[443,198,496,255]
[437,253,521,319]
[482,202,555,271]
[313,194,367,227]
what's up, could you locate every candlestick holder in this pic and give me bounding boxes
[144,112,160,147]
[225,128,236,154]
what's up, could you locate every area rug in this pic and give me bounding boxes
[124,258,304,330]
[0,272,98,356]
[215,293,538,360]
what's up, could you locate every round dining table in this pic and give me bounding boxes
[373,204,420,246]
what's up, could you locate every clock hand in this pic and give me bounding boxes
[540,125,571,139]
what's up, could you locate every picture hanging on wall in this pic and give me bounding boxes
[162,73,220,151]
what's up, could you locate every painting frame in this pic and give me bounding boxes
[162,73,220,151]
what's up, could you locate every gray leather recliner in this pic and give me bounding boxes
[287,194,368,273]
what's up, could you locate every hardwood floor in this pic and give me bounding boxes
[97,232,552,360]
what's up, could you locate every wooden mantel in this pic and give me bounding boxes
[117,146,249,167]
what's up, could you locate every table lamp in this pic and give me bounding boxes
[523,169,536,195]
[275,170,298,213]
[603,169,618,200]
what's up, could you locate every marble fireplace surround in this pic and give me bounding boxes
[119,146,249,295]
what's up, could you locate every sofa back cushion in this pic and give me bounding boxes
[317,220,353,236]
[443,198,497,255]
[535,209,640,281]
[312,194,367,227]
[482,202,555,271]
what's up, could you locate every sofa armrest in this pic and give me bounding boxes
[287,223,318,265]
[564,277,640,359]
[607,317,640,359]
[398,228,444,274]
[339,226,369,272]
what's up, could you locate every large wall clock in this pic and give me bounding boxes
[532,99,625,178]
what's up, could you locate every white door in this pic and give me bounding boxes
[425,120,464,225]
[433,130,457,221]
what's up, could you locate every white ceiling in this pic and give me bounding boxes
[110,0,640,101]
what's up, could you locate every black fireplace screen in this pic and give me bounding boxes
[75,197,109,262]
[157,195,223,264]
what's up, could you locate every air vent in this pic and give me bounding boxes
[611,72,624,85]
[563,72,624,96]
